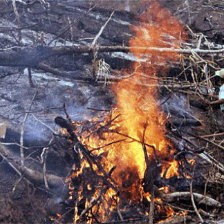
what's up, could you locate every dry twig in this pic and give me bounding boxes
[190,180,204,223]
[91,11,114,47]
[20,92,37,166]
[0,144,63,187]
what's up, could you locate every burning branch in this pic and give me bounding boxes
[148,189,154,224]
[79,166,116,221]
[158,215,188,224]
[55,116,118,193]
[142,125,156,224]
[73,133,118,193]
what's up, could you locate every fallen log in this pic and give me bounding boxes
[0,144,63,188]
[162,192,221,208]
[0,45,223,68]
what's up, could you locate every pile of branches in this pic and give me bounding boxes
[0,108,223,223]
[52,114,222,224]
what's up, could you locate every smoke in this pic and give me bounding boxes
[161,93,194,119]
[24,116,53,143]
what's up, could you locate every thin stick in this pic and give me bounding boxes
[187,131,224,152]
[190,180,204,223]
[54,45,224,54]
[28,68,34,87]
[41,147,49,189]
[32,114,56,134]
[87,107,110,112]
[91,11,114,47]
[199,132,224,138]
[12,176,23,192]
[142,124,155,224]
[41,136,54,189]
[80,187,108,218]
[110,129,156,152]
[12,0,22,43]
[90,139,126,152]
[20,92,37,166]
[0,151,21,176]
[198,153,224,173]
[117,206,124,221]
[0,142,29,149]
[149,188,154,224]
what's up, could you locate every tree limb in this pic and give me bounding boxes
[0,45,223,67]
[162,191,221,207]
[0,144,63,188]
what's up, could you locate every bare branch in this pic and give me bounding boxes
[0,144,63,187]
[163,191,221,207]
[190,180,204,223]
[20,92,37,166]
[91,11,114,47]
[0,45,223,67]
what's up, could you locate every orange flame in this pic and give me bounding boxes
[107,1,185,189]
[71,2,186,222]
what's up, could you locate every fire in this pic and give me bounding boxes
[161,160,180,179]
[111,1,185,180]
[159,186,169,194]
[99,1,184,193]
[68,2,186,223]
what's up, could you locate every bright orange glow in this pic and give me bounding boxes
[159,186,169,194]
[91,1,184,195]
[187,159,196,165]
[105,2,185,192]
[161,160,180,179]
[70,2,186,222]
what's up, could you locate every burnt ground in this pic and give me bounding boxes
[0,0,224,223]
